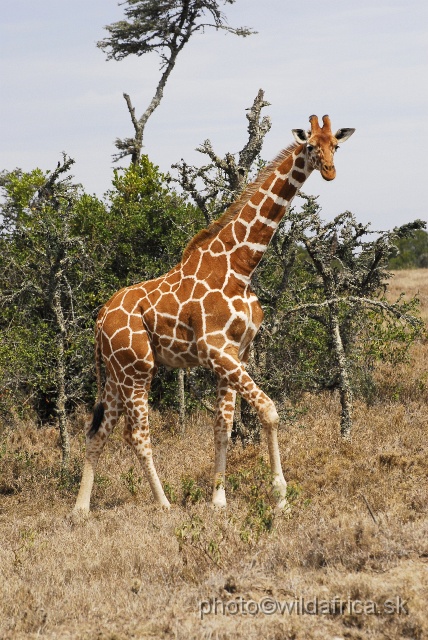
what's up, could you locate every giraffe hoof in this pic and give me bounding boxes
[211,500,227,509]
[69,507,91,524]
[275,498,291,514]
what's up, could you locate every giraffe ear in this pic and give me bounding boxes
[292,129,309,144]
[334,128,355,143]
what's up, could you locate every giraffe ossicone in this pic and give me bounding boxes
[73,115,355,514]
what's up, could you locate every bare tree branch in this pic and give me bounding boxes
[171,88,271,222]
[99,1,255,163]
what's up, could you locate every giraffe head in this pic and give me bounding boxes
[292,115,355,181]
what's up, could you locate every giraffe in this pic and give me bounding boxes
[73,114,355,514]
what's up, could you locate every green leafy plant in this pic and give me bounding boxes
[175,515,223,567]
[228,458,282,543]
[181,476,204,506]
[121,466,142,497]
[163,481,177,504]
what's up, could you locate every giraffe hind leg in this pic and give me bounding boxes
[73,379,122,514]
[122,380,171,509]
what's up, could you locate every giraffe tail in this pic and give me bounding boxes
[88,322,104,438]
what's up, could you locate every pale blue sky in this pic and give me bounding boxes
[1,0,427,228]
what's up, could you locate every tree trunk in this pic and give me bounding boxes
[329,306,353,440]
[178,368,186,434]
[121,49,181,165]
[53,284,70,468]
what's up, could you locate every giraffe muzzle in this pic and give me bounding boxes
[321,165,336,181]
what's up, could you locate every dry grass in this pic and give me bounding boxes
[1,270,427,640]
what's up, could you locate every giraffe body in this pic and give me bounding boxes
[73,115,354,513]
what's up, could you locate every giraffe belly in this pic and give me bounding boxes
[152,338,200,368]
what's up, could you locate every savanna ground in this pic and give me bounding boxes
[0,270,427,640]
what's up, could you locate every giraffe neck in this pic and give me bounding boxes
[215,145,311,281]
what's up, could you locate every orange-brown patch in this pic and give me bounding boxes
[121,288,145,311]
[239,207,256,224]
[261,172,277,190]
[193,281,210,299]
[232,220,247,243]
[147,288,162,306]
[102,309,129,336]
[170,340,189,354]
[206,335,227,351]
[270,180,298,201]
[203,255,228,288]
[223,273,247,297]
[202,291,228,315]
[112,349,135,369]
[182,251,200,275]
[142,308,155,332]
[248,191,266,207]
[155,293,180,317]
[110,328,131,352]
[205,310,228,334]
[196,260,215,281]
[226,316,247,341]
[209,238,224,254]
[232,298,247,314]
[247,218,272,237]
[165,269,181,285]
[178,300,200,328]
[259,201,283,220]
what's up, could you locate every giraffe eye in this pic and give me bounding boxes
[307,144,314,152]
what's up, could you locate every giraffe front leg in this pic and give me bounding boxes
[212,383,236,508]
[263,406,288,510]
[207,350,288,510]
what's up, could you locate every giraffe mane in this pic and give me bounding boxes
[182,142,299,261]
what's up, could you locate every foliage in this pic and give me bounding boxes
[388,228,428,269]
[0,157,93,463]
[248,196,425,437]
[0,156,202,425]
[98,0,253,62]
[228,458,278,543]
[76,155,203,290]
[121,466,143,497]
[0,149,425,443]
[181,476,204,506]
[175,514,223,567]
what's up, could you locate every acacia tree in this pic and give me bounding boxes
[98,0,254,164]
[0,157,92,467]
[253,195,425,439]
